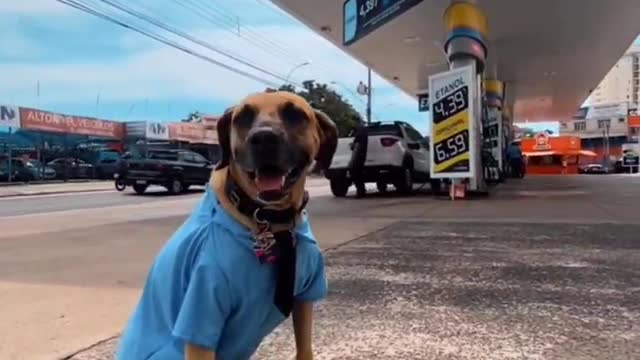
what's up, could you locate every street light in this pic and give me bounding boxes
[285,61,311,85]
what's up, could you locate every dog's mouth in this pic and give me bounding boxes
[248,166,298,202]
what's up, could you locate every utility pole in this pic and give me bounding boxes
[358,68,373,124]
[366,67,372,124]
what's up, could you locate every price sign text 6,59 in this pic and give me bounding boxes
[434,130,469,164]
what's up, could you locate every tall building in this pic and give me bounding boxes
[560,43,640,166]
[584,43,640,106]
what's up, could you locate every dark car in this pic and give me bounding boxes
[47,158,94,179]
[0,158,39,182]
[124,149,214,195]
[579,164,607,174]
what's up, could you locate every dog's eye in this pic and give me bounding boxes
[234,105,256,128]
[280,102,308,127]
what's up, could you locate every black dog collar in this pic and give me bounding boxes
[225,175,309,317]
[225,175,309,225]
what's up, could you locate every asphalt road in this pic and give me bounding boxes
[0,187,205,217]
[3,175,640,360]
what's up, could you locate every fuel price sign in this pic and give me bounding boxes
[428,64,476,178]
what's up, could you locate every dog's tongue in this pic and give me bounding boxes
[255,174,285,192]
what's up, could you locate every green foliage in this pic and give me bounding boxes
[182,111,203,122]
[277,81,363,137]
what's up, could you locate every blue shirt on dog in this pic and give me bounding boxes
[117,186,328,360]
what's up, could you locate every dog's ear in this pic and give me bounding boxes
[312,109,338,172]
[215,107,235,170]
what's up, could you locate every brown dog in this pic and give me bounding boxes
[117,91,337,360]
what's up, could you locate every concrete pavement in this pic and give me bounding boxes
[0,181,115,198]
[2,175,640,359]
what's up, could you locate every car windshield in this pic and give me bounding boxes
[366,124,402,137]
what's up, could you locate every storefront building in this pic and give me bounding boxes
[521,132,597,175]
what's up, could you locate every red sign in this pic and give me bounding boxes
[628,115,640,128]
[169,122,218,144]
[532,132,552,151]
[19,107,125,139]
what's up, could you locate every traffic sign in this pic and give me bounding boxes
[622,151,639,167]
[428,64,476,178]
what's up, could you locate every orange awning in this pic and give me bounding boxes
[523,151,557,157]
[578,150,597,157]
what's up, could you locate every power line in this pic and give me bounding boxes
[56,0,283,88]
[171,0,303,70]
[89,0,302,87]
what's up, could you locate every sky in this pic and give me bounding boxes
[0,0,427,133]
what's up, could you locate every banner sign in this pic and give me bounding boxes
[145,121,170,140]
[0,104,20,129]
[19,107,124,138]
[429,64,475,178]
[169,122,218,145]
[343,0,423,46]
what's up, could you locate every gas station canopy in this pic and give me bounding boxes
[272,0,640,122]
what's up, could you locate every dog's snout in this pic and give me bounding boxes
[249,129,282,149]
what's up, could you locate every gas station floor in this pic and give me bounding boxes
[70,175,640,360]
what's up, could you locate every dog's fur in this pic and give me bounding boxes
[187,91,337,359]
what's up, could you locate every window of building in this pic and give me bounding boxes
[619,118,626,123]
[574,122,586,131]
[597,119,611,129]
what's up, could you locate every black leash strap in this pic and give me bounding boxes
[273,230,296,317]
[225,175,309,317]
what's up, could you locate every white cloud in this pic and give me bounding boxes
[0,0,71,14]
[0,18,419,125]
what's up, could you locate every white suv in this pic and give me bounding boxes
[325,121,440,197]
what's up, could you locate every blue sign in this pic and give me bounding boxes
[343,0,424,46]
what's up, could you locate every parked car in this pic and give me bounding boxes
[124,149,214,195]
[47,158,94,179]
[0,158,37,182]
[325,121,439,197]
[26,160,57,180]
[579,164,607,174]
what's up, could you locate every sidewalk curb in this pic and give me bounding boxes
[0,188,114,199]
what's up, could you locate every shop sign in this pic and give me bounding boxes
[19,107,125,139]
[532,132,552,151]
[585,102,628,120]
[145,121,170,140]
[628,115,640,128]
[429,64,476,178]
[0,104,20,129]
[343,0,424,46]
[169,122,218,145]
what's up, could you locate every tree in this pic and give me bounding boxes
[182,111,203,122]
[277,81,363,137]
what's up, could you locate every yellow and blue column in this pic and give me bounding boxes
[442,0,490,192]
[443,0,489,72]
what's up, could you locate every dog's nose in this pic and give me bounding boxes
[249,129,282,150]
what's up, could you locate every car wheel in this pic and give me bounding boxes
[330,177,350,197]
[168,179,184,194]
[133,184,148,195]
[395,166,414,194]
[376,181,388,194]
[115,179,126,191]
